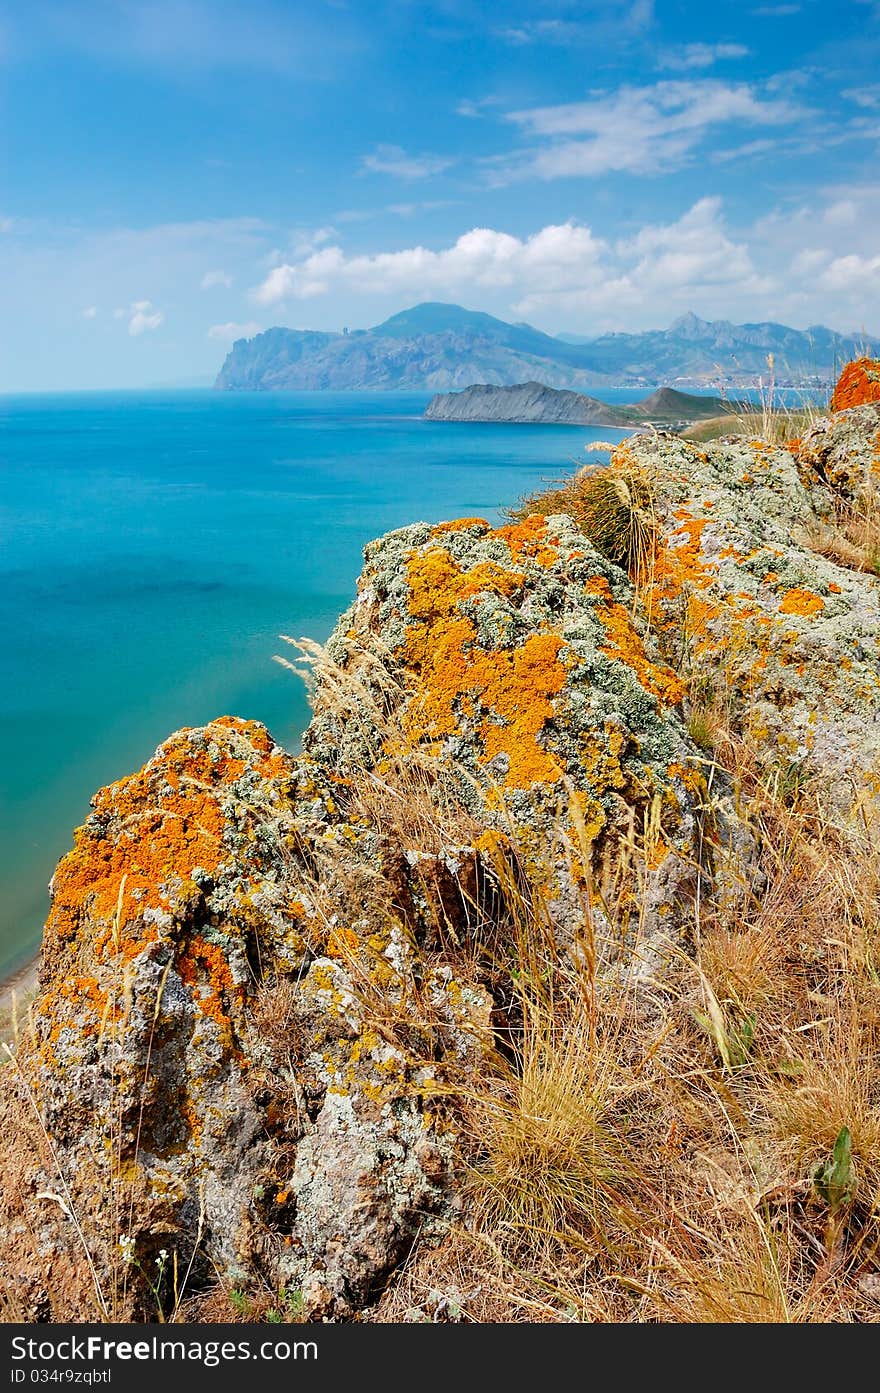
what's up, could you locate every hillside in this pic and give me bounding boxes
[214,302,877,392]
[214,303,615,392]
[558,311,876,383]
[425,380,730,425]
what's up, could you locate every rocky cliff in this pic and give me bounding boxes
[2,360,880,1323]
[424,381,729,426]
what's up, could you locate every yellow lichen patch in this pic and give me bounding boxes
[573,726,630,843]
[406,547,524,623]
[587,576,685,707]
[176,934,243,1044]
[327,924,360,959]
[779,588,825,617]
[402,544,567,787]
[430,517,489,535]
[646,508,716,618]
[495,513,558,567]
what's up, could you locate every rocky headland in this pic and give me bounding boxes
[424,381,729,427]
[2,359,880,1324]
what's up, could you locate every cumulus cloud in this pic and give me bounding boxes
[620,196,769,294]
[82,305,97,319]
[493,79,805,181]
[361,145,455,180]
[207,320,262,341]
[201,268,234,288]
[251,200,775,325]
[816,253,880,291]
[253,222,608,306]
[657,43,749,71]
[128,300,164,335]
[247,185,880,333]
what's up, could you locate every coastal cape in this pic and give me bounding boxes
[424,380,729,426]
[2,361,880,1321]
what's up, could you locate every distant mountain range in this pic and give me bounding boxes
[425,381,730,427]
[214,302,877,392]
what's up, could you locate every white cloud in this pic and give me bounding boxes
[823,199,859,226]
[201,268,234,289]
[498,1,654,43]
[0,215,14,233]
[621,196,769,294]
[846,86,880,109]
[497,20,592,45]
[82,305,97,319]
[128,300,164,335]
[253,222,608,306]
[817,253,880,292]
[657,43,749,71]
[494,79,805,181]
[251,200,776,326]
[455,96,502,119]
[207,320,262,342]
[360,144,455,180]
[246,190,880,333]
[291,226,336,257]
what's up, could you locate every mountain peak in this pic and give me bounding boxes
[670,311,712,334]
[372,302,517,339]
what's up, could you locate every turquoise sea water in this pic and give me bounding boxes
[0,389,639,978]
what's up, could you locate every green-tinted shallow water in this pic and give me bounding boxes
[0,388,639,978]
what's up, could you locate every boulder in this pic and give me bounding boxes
[604,428,880,816]
[1,718,493,1320]
[306,512,753,969]
[830,357,880,413]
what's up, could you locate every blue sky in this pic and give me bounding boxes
[1,0,879,388]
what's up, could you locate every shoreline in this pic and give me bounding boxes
[0,953,39,1032]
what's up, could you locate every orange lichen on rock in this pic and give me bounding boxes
[586,576,685,706]
[44,719,290,965]
[430,518,489,535]
[779,587,825,617]
[495,513,558,567]
[402,543,567,787]
[830,357,880,412]
[176,933,243,1042]
[644,509,717,626]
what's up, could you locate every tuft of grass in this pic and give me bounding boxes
[799,509,880,580]
[513,460,656,580]
[682,355,829,447]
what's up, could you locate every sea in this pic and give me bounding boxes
[0,387,650,979]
